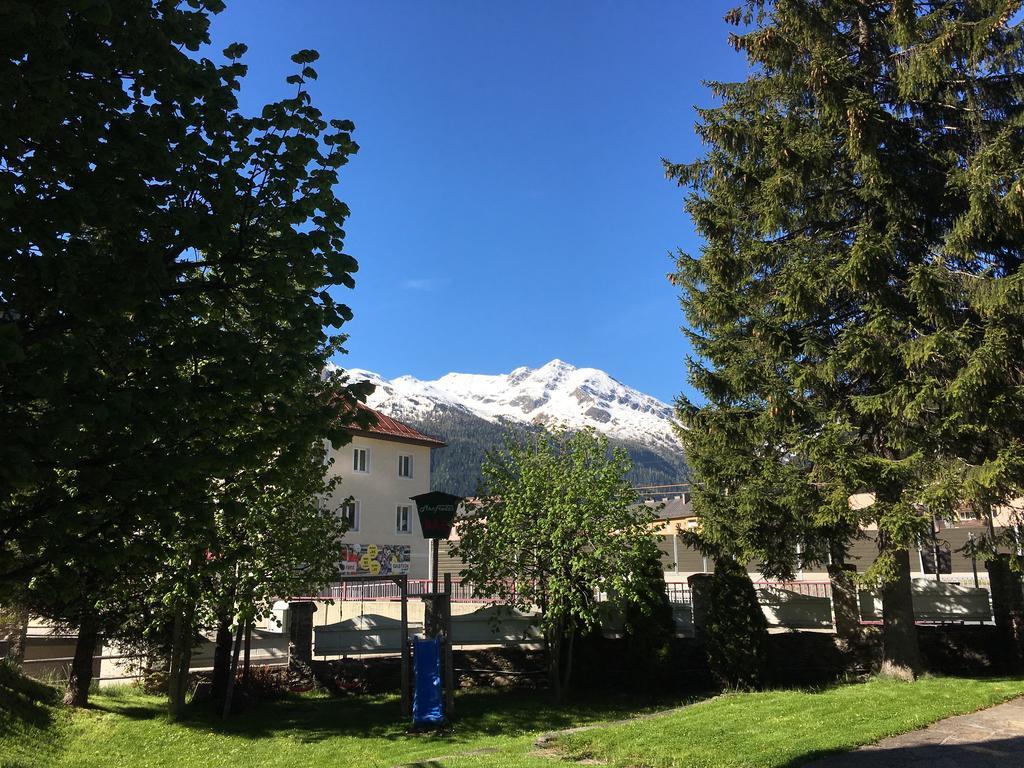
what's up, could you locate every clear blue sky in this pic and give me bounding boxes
[207,1,747,405]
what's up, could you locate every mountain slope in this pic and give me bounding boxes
[344,360,688,496]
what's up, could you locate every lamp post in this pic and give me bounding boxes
[410,491,463,719]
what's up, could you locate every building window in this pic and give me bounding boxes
[352,447,369,473]
[341,500,360,531]
[396,504,412,534]
[398,454,413,478]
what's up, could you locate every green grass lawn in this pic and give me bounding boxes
[1,677,681,768]
[3,670,1023,768]
[0,663,71,768]
[555,676,1024,768]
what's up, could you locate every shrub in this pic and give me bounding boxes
[622,552,676,686]
[243,666,291,700]
[704,558,769,689]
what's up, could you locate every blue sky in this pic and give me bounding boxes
[207,1,747,404]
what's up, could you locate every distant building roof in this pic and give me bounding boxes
[645,495,693,520]
[343,403,447,448]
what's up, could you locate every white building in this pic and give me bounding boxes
[325,404,446,581]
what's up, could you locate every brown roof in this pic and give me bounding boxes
[344,403,447,448]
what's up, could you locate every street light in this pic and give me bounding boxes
[410,491,463,593]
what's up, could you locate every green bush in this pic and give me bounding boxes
[622,552,676,685]
[704,558,769,689]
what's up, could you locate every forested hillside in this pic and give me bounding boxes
[402,404,689,496]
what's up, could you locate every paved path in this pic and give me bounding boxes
[804,697,1024,767]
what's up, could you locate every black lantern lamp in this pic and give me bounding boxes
[410,491,464,593]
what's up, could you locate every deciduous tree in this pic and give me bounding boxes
[454,427,662,701]
[1,0,371,708]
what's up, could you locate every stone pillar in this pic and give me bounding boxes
[687,572,713,640]
[288,601,317,666]
[828,563,861,640]
[986,555,1024,670]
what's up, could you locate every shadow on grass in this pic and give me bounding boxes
[0,661,61,732]
[172,688,695,746]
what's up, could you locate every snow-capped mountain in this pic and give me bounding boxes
[348,359,681,455]
[335,359,687,495]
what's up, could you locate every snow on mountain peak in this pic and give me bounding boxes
[344,359,681,453]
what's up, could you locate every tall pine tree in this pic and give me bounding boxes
[671,0,1023,678]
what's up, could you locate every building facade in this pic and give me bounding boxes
[325,406,446,581]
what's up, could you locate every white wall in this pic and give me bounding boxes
[325,435,434,579]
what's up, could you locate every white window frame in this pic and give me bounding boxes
[341,499,360,532]
[398,453,413,479]
[396,504,412,534]
[352,446,370,474]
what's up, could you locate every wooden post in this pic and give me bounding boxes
[970,532,980,588]
[431,538,440,594]
[399,575,410,717]
[443,572,455,715]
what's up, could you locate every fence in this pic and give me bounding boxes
[316,578,835,610]
[753,580,832,600]
[14,627,290,686]
[11,577,997,683]
[316,579,493,603]
[664,582,692,605]
[635,483,691,502]
[315,579,831,608]
[320,579,698,606]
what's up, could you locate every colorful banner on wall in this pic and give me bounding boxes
[340,543,411,576]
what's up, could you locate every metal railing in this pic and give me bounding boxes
[317,578,494,603]
[664,582,693,605]
[635,483,692,502]
[318,578,699,606]
[752,580,833,599]
[313,578,832,605]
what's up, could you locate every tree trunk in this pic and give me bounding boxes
[242,619,252,689]
[211,613,234,701]
[168,606,184,711]
[167,599,196,718]
[547,629,562,703]
[222,621,244,720]
[985,554,1024,671]
[560,624,576,698]
[881,548,922,680]
[64,612,98,707]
